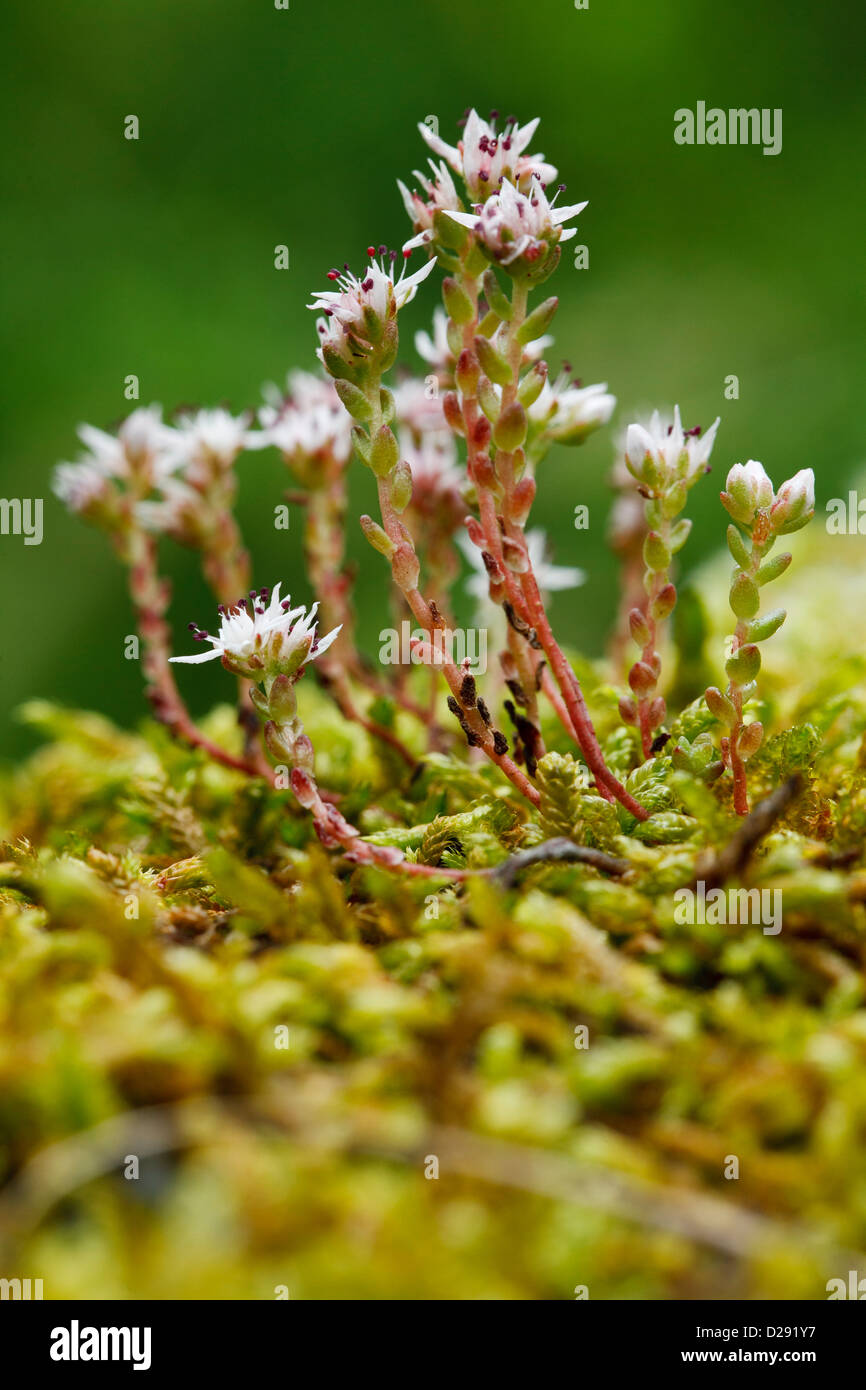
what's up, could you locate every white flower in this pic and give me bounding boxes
[259,370,337,418]
[392,376,449,438]
[53,461,110,515]
[162,407,252,478]
[722,460,775,525]
[460,527,584,602]
[771,467,815,533]
[526,529,586,594]
[135,477,199,536]
[255,371,353,465]
[419,110,557,199]
[170,582,341,678]
[530,374,615,444]
[55,406,178,515]
[625,405,719,487]
[398,159,461,232]
[445,177,586,268]
[309,245,436,364]
[415,307,453,374]
[76,405,175,480]
[401,429,463,500]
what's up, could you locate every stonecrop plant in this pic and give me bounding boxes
[54,105,814,847]
[11,103,866,1303]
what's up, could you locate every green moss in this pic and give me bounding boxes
[3,612,866,1301]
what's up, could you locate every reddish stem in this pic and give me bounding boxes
[123,528,270,781]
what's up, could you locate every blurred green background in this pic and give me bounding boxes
[2,0,864,757]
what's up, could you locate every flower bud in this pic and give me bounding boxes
[721,460,774,526]
[771,468,815,534]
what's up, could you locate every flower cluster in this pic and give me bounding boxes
[53,103,822,857]
[54,406,176,521]
[445,176,586,273]
[418,109,557,200]
[309,247,436,380]
[255,371,353,476]
[171,583,340,679]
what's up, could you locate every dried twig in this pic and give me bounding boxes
[486,836,630,888]
[697,773,803,889]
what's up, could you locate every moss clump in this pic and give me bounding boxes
[3,570,866,1304]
